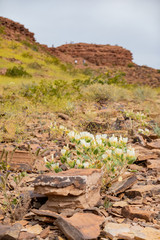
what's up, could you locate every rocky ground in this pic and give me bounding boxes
[0,103,160,240]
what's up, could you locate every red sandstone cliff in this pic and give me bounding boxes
[0,17,35,42]
[57,43,133,67]
[0,16,160,87]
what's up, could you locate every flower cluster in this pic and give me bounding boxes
[138,128,150,135]
[124,110,149,127]
[44,128,137,183]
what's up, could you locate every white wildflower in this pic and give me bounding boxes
[67,158,72,164]
[96,134,102,140]
[119,136,128,144]
[61,149,66,155]
[102,154,108,159]
[75,134,81,140]
[80,139,90,148]
[59,125,66,130]
[115,148,123,155]
[105,149,112,157]
[101,134,107,139]
[68,131,75,139]
[44,157,47,162]
[126,148,136,158]
[83,162,90,168]
[96,138,102,145]
[51,162,59,169]
[109,135,118,144]
[138,128,144,133]
[80,131,94,139]
[76,159,81,166]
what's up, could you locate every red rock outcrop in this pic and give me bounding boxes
[0,16,35,42]
[57,43,133,67]
[1,17,160,87]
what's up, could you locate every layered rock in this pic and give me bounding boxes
[33,169,102,213]
[57,43,133,66]
[0,16,35,42]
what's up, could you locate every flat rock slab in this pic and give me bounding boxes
[31,209,60,219]
[109,175,137,195]
[104,222,160,240]
[0,223,22,240]
[33,169,102,213]
[125,184,160,198]
[0,150,34,172]
[147,159,160,170]
[55,212,104,240]
[121,206,155,222]
[146,139,160,149]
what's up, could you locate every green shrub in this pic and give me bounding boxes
[21,40,38,51]
[133,86,157,101]
[28,62,41,69]
[5,66,32,78]
[21,79,69,101]
[22,52,33,59]
[153,124,160,137]
[157,69,160,73]
[45,56,60,65]
[0,26,5,34]
[128,63,134,68]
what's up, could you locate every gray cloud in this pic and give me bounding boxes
[0,0,159,68]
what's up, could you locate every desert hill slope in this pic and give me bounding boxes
[0,16,160,87]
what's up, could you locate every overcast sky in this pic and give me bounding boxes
[0,0,160,69]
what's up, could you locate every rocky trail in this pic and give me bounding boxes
[0,103,160,240]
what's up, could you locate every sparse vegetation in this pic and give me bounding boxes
[5,66,32,78]
[45,126,136,185]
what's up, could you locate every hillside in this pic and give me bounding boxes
[0,16,160,87]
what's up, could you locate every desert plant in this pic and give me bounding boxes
[128,63,134,68]
[21,40,38,51]
[0,149,28,221]
[0,26,5,34]
[5,66,32,78]
[44,127,136,186]
[153,124,160,137]
[22,52,33,59]
[28,62,42,69]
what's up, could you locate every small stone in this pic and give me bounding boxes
[113,201,128,208]
[40,226,50,239]
[26,224,43,235]
[18,231,36,240]
[121,206,155,222]
[146,139,160,149]
[109,175,137,195]
[16,220,28,226]
[104,222,160,240]
[0,223,22,240]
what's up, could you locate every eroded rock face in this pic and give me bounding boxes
[33,169,102,213]
[57,43,133,66]
[0,17,35,42]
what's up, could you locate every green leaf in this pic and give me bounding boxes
[93,148,99,155]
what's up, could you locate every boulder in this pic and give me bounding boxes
[33,169,102,213]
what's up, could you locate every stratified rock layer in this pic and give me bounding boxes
[0,16,35,42]
[33,169,102,213]
[57,43,133,66]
